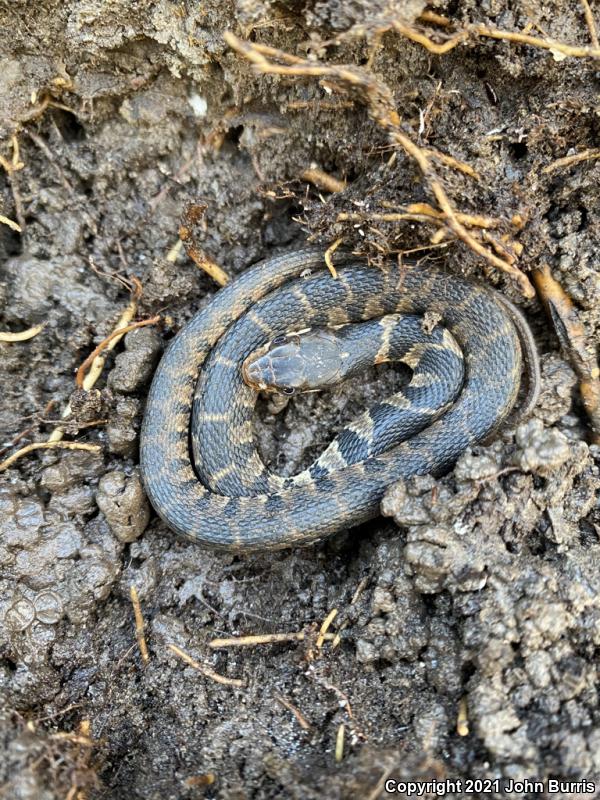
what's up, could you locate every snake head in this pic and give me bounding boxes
[242,329,345,394]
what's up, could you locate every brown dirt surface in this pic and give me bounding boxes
[1,1,600,798]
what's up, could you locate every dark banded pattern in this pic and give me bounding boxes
[194,309,465,496]
[140,249,532,551]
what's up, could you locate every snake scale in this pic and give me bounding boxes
[140,248,537,551]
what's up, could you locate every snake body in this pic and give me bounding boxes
[193,310,465,496]
[140,248,528,551]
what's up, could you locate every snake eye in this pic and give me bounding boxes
[272,334,287,346]
[283,386,295,395]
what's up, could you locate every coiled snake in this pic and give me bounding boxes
[140,248,538,551]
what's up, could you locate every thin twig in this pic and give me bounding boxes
[130,585,149,665]
[0,426,36,460]
[0,135,26,232]
[301,167,346,193]
[324,238,343,278]
[286,99,355,111]
[417,10,452,27]
[480,230,517,264]
[0,441,101,473]
[75,316,160,389]
[389,18,600,59]
[0,135,24,173]
[341,205,502,229]
[581,0,600,48]
[48,280,143,444]
[0,214,21,233]
[0,400,55,459]
[424,148,480,179]
[316,608,338,649]
[167,644,244,687]
[351,576,370,604]
[474,22,600,59]
[532,263,600,442]
[274,694,312,729]
[26,130,74,193]
[542,147,600,174]
[392,20,469,54]
[209,631,336,648]
[180,204,231,286]
[0,323,44,342]
[366,762,398,800]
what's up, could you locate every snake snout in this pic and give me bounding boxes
[242,356,268,390]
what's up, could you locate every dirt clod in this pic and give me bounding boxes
[106,395,142,457]
[96,470,149,543]
[107,328,163,395]
[513,417,572,476]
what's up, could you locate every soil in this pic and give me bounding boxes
[1,1,600,798]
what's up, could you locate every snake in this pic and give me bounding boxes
[139,248,539,551]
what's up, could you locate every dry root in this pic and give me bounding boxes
[349,10,600,60]
[533,264,600,443]
[180,203,231,286]
[224,33,535,297]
